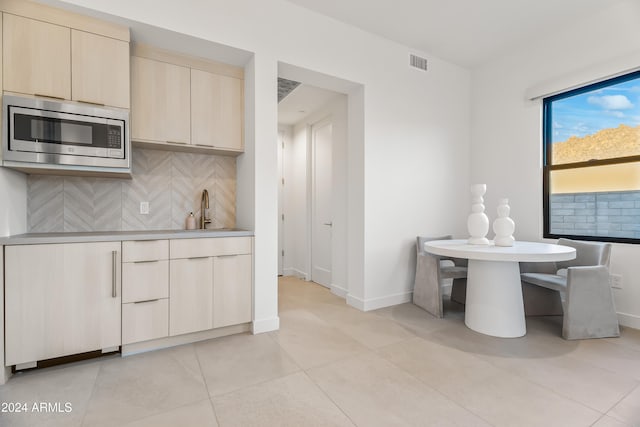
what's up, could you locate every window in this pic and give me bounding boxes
[543,70,640,243]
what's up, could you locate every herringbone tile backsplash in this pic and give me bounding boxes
[27,148,236,232]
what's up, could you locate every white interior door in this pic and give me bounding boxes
[311,120,333,287]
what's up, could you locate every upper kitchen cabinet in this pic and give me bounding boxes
[131,56,191,145]
[131,44,244,155]
[71,30,130,108]
[1,0,130,108]
[3,13,71,100]
[191,69,243,152]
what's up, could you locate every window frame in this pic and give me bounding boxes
[543,70,640,244]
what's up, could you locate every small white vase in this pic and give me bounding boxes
[467,184,490,245]
[493,198,515,247]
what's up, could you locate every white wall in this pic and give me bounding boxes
[242,53,280,333]
[471,0,640,328]
[283,121,308,278]
[360,62,471,309]
[41,0,471,319]
[279,123,307,278]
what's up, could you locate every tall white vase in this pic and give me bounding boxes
[467,184,490,245]
[493,198,515,247]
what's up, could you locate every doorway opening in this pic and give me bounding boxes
[276,74,346,293]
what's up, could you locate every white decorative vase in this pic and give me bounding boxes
[493,198,515,247]
[467,184,490,245]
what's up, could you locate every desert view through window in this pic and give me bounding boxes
[544,71,640,241]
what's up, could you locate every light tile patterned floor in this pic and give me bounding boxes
[1,276,639,426]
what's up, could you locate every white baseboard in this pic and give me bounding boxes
[346,293,365,311]
[282,268,307,280]
[252,316,280,334]
[330,283,348,299]
[347,291,413,312]
[617,312,640,330]
[282,267,295,276]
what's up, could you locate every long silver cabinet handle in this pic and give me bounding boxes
[34,93,65,100]
[134,299,160,304]
[133,259,160,264]
[76,99,105,106]
[188,256,210,260]
[216,254,238,258]
[112,251,118,298]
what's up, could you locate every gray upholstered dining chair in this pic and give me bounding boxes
[413,235,467,318]
[520,238,619,340]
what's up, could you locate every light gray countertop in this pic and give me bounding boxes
[0,228,254,245]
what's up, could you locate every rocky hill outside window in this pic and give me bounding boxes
[543,70,640,243]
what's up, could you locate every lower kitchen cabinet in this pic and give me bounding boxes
[122,299,169,345]
[170,257,214,336]
[122,260,169,303]
[3,235,252,366]
[4,242,121,367]
[169,237,252,336]
[121,240,169,344]
[213,254,252,328]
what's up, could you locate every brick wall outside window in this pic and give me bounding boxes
[550,191,640,238]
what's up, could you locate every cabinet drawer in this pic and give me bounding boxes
[170,237,251,259]
[123,240,169,262]
[122,260,169,303]
[122,299,169,345]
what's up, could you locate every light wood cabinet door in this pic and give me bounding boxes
[71,29,130,108]
[213,254,252,328]
[4,242,121,366]
[169,257,213,336]
[191,69,243,151]
[3,13,71,99]
[131,56,190,145]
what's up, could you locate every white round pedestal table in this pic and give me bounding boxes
[423,240,575,338]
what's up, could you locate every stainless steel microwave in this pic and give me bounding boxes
[2,95,131,177]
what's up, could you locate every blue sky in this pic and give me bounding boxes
[551,77,640,144]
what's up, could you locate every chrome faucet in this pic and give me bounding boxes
[200,189,211,229]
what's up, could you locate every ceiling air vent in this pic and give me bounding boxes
[409,54,428,72]
[278,78,301,103]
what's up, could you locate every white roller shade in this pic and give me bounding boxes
[526,51,640,100]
